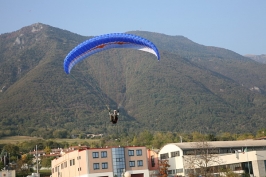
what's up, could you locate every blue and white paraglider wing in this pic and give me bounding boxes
[63,33,160,74]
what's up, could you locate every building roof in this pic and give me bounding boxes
[169,140,266,150]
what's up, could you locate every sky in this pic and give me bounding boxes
[1,0,265,55]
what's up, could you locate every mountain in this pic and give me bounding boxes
[245,54,266,64]
[0,23,266,137]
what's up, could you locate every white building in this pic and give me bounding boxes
[159,140,266,177]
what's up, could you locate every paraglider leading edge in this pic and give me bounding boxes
[63,33,160,74]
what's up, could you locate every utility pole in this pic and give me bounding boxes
[4,152,6,170]
[36,145,39,176]
[8,153,10,168]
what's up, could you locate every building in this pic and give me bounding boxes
[51,146,150,177]
[159,140,266,177]
[147,149,160,177]
[0,170,16,177]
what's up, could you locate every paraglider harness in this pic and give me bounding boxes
[108,106,119,124]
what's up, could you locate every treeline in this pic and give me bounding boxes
[1,129,266,154]
[103,129,266,149]
[1,128,266,150]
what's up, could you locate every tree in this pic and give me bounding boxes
[16,154,33,176]
[131,136,138,146]
[256,128,266,138]
[44,146,51,155]
[152,132,165,148]
[184,140,223,177]
[53,129,68,138]
[159,159,170,177]
[0,161,4,170]
[217,132,234,141]
[191,131,207,142]
[220,168,239,177]
[3,144,20,156]
[41,156,54,168]
[138,130,153,146]
[236,133,254,140]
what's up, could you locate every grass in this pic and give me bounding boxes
[0,136,42,144]
[0,136,100,145]
[50,138,100,143]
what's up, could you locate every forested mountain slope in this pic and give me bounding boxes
[0,23,266,137]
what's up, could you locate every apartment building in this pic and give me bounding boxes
[51,146,150,177]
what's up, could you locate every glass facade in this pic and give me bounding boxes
[242,162,253,175]
[112,147,125,177]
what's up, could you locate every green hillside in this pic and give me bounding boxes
[0,23,266,138]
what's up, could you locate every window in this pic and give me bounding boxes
[137,160,143,166]
[129,161,135,167]
[229,163,242,171]
[64,161,67,168]
[116,158,123,162]
[70,159,75,166]
[93,163,100,170]
[101,151,107,158]
[93,152,99,158]
[136,149,142,156]
[171,151,180,157]
[176,168,183,173]
[151,156,155,167]
[117,168,124,173]
[61,163,63,169]
[77,156,81,160]
[128,150,134,156]
[160,153,169,159]
[102,162,108,169]
[183,150,195,155]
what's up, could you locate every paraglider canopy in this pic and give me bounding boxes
[63,33,160,74]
